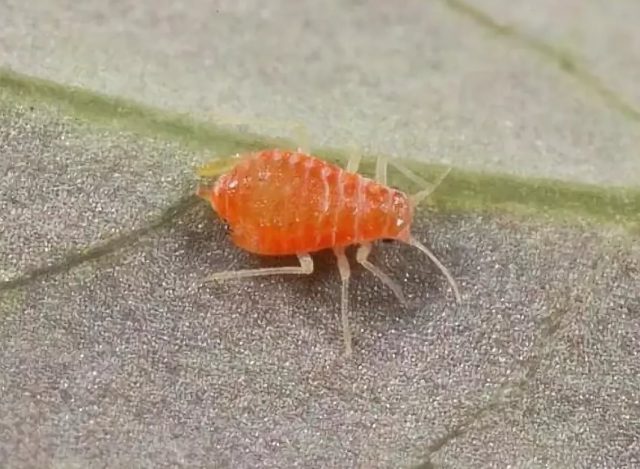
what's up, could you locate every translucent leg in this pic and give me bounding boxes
[206,253,314,282]
[333,246,353,357]
[345,145,361,173]
[293,123,311,154]
[375,154,388,184]
[356,243,407,307]
[346,148,389,183]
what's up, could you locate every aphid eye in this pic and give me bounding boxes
[222,220,232,234]
[382,238,395,244]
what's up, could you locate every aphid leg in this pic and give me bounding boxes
[206,253,314,282]
[407,236,462,304]
[346,144,362,173]
[356,242,407,307]
[375,155,388,184]
[333,246,353,357]
[293,123,311,154]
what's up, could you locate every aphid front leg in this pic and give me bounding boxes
[206,253,314,282]
[356,243,407,307]
[333,246,354,357]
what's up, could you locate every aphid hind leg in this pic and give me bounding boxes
[206,253,314,282]
[356,243,407,307]
[333,246,354,357]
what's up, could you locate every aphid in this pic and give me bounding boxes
[196,148,461,357]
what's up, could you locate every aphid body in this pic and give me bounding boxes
[197,149,461,357]
[200,149,412,256]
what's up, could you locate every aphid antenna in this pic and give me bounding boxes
[383,157,452,209]
[405,235,462,304]
[384,159,459,303]
[409,166,452,208]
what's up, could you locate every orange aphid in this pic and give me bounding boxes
[197,148,461,356]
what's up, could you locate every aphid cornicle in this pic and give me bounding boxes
[196,148,461,357]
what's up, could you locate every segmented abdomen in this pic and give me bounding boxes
[209,150,411,255]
